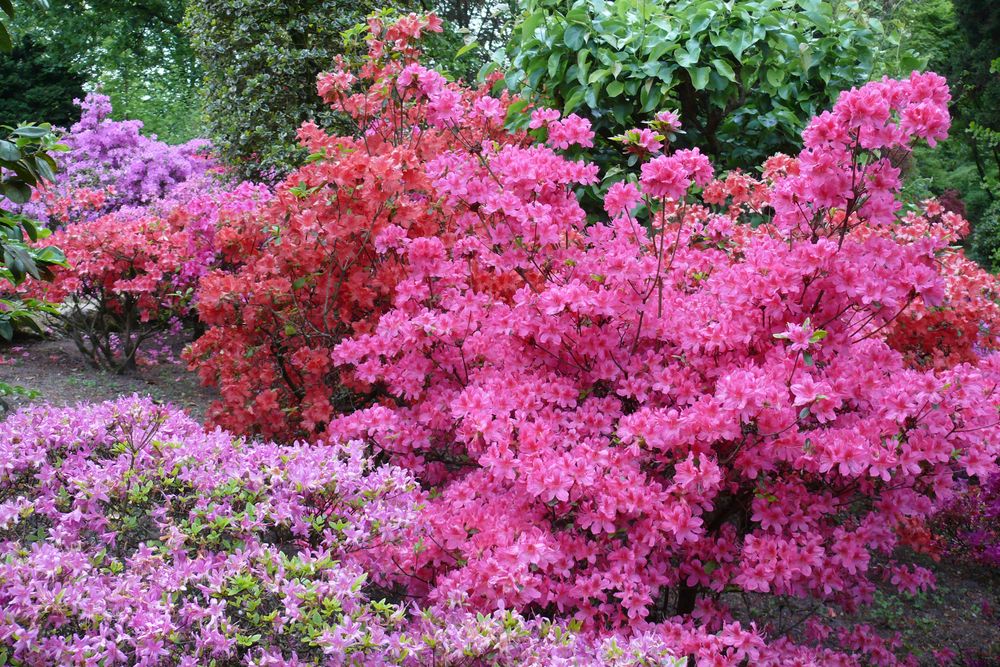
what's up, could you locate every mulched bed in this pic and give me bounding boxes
[0,335,217,422]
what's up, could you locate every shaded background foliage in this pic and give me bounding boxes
[0,35,83,128]
[6,0,201,143]
[869,0,1000,267]
[500,0,921,176]
[182,0,403,181]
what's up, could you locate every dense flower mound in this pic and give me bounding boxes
[0,397,686,666]
[316,33,1000,667]
[22,182,271,371]
[182,14,1000,665]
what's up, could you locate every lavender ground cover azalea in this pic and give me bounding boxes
[0,397,684,666]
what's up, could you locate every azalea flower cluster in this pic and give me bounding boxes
[8,93,215,227]
[319,64,1000,665]
[0,397,685,666]
[23,183,270,371]
[181,14,1000,665]
[884,200,1000,368]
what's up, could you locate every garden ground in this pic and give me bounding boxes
[0,333,216,422]
[0,334,997,666]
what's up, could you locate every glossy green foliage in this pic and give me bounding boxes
[0,124,66,341]
[0,124,67,285]
[184,0,407,181]
[872,0,1000,266]
[502,0,918,171]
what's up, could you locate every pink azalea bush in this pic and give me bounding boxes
[0,397,685,666]
[164,15,1000,665]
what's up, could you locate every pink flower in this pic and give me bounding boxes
[604,181,642,218]
[640,154,691,199]
[529,107,561,129]
[653,109,682,132]
[546,114,595,149]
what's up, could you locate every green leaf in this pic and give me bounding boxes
[564,25,586,51]
[20,218,37,242]
[1,182,31,204]
[606,80,625,98]
[711,58,736,82]
[675,47,698,68]
[563,88,585,114]
[32,156,56,182]
[34,246,66,265]
[588,68,609,84]
[688,11,714,35]
[688,66,710,90]
[455,41,479,59]
[519,11,544,40]
[547,52,562,79]
[0,141,18,162]
[766,68,785,88]
[11,126,51,139]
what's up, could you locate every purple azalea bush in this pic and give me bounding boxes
[4,93,216,226]
[62,94,213,206]
[933,473,1000,568]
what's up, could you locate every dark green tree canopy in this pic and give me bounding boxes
[184,0,404,181]
[9,0,202,142]
[0,34,84,128]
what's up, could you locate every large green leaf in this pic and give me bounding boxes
[712,58,737,82]
[564,24,586,50]
[688,66,711,91]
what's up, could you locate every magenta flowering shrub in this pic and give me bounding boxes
[0,397,686,666]
[314,49,1000,663]
[23,181,270,371]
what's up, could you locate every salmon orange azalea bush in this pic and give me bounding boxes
[185,13,1000,665]
[187,14,525,440]
[25,182,270,371]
